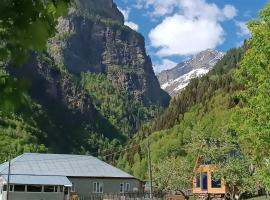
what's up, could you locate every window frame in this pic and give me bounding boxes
[120,183,124,193]
[125,183,130,192]
[93,182,104,194]
[13,184,26,192]
[196,173,201,188]
[211,173,221,188]
[26,185,43,193]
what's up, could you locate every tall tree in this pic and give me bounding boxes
[233,2,270,190]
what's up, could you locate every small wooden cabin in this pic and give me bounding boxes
[192,156,228,197]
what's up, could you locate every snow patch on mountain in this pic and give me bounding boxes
[158,49,224,96]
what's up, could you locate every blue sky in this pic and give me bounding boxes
[114,0,268,73]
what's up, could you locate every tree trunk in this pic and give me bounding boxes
[179,190,189,200]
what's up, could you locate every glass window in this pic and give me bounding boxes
[3,185,7,191]
[211,173,221,188]
[125,183,130,192]
[64,187,69,195]
[120,183,124,193]
[93,182,103,193]
[196,173,201,188]
[14,185,25,192]
[27,185,42,192]
[59,186,63,192]
[44,185,55,192]
[9,185,13,192]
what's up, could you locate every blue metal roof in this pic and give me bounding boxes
[2,175,72,186]
[0,153,135,179]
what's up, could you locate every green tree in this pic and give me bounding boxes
[233,2,270,190]
[152,156,193,198]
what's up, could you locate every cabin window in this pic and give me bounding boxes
[196,173,201,188]
[14,185,26,192]
[3,185,6,191]
[27,185,42,192]
[125,183,130,192]
[44,185,55,192]
[201,159,212,165]
[120,183,124,193]
[211,173,221,188]
[93,182,103,193]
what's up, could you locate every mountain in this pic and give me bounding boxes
[158,49,224,96]
[117,47,246,179]
[1,0,170,161]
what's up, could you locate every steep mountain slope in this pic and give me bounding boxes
[158,49,224,96]
[117,47,246,178]
[1,0,170,161]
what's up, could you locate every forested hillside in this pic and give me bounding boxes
[117,46,246,178]
[118,2,270,195]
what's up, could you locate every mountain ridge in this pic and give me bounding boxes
[158,49,224,96]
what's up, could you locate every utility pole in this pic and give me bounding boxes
[6,154,11,200]
[147,137,153,199]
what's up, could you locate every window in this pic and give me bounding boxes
[14,185,25,192]
[27,185,42,192]
[71,183,75,192]
[211,173,221,188]
[9,185,14,192]
[64,187,69,195]
[44,185,55,192]
[125,183,130,192]
[3,185,6,191]
[196,173,201,188]
[93,182,103,193]
[120,183,124,193]
[59,186,63,192]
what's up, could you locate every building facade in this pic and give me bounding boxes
[0,153,143,200]
[192,156,227,197]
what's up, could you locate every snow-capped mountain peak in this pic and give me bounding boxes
[158,49,224,96]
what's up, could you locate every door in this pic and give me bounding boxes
[201,172,208,191]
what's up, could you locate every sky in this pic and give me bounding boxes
[114,0,269,73]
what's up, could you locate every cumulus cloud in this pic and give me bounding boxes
[235,21,250,37]
[119,7,139,31]
[154,59,178,73]
[147,0,237,56]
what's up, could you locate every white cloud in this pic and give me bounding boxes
[154,59,178,73]
[147,0,237,56]
[119,7,140,31]
[223,5,238,20]
[235,21,250,37]
[125,21,139,31]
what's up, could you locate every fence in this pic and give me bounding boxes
[77,192,166,200]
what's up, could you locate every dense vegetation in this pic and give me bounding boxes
[117,46,245,171]
[118,2,270,198]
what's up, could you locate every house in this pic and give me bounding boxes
[0,153,143,200]
[192,156,228,198]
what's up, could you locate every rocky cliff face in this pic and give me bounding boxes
[8,0,170,154]
[158,49,224,96]
[51,0,170,106]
